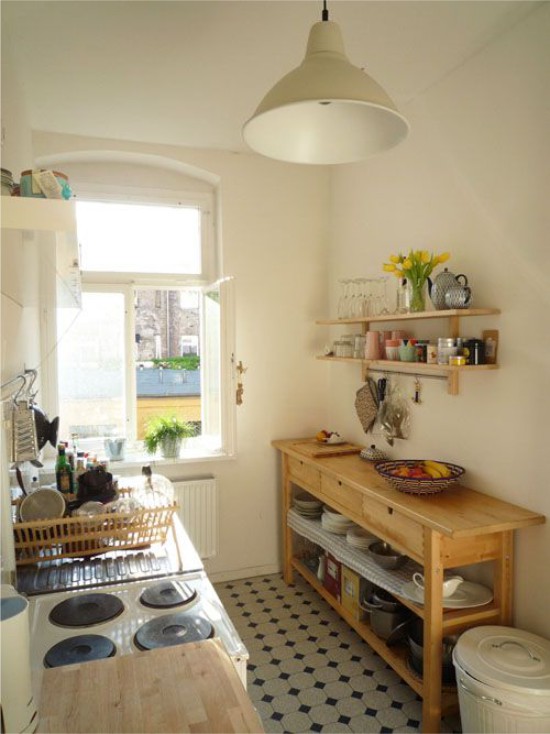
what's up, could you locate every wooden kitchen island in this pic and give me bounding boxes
[273,438,545,733]
[37,638,263,733]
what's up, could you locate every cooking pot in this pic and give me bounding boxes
[408,618,457,684]
[367,586,403,612]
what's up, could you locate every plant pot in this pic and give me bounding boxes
[160,437,182,459]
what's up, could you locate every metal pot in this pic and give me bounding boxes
[407,618,457,684]
[369,606,410,641]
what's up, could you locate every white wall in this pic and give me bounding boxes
[327,5,550,638]
[27,131,332,581]
[0,41,37,581]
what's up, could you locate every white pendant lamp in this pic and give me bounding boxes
[243,2,409,165]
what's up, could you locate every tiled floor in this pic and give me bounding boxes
[216,574,461,734]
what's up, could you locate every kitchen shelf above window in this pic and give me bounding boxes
[1,197,81,309]
[316,307,500,395]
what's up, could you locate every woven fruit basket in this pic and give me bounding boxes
[12,504,177,565]
[374,460,465,495]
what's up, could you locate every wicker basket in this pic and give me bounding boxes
[374,460,464,495]
[13,504,177,565]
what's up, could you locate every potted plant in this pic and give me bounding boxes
[143,415,195,459]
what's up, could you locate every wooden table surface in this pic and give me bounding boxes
[38,639,264,733]
[273,438,545,538]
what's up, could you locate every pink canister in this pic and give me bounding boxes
[364,331,381,360]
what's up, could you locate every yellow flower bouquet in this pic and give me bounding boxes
[383,250,450,312]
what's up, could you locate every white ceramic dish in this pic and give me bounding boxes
[399,580,493,609]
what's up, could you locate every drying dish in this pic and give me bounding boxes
[367,540,408,570]
[374,459,465,495]
[399,580,493,609]
[19,489,66,522]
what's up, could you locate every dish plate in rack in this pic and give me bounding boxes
[399,580,493,609]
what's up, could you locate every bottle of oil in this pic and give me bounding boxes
[55,443,74,495]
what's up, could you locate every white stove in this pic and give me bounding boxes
[22,512,249,700]
[28,570,249,693]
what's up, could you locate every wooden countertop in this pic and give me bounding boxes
[273,438,545,538]
[37,639,264,733]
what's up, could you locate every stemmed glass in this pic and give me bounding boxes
[375,277,390,315]
[337,279,351,319]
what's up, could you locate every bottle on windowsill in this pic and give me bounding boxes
[56,443,74,495]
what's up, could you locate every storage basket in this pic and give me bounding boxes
[12,504,177,565]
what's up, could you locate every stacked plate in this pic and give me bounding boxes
[321,506,355,535]
[346,525,377,549]
[293,495,323,519]
[1,168,14,196]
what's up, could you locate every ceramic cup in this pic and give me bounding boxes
[385,339,400,361]
[399,341,417,362]
[412,572,464,598]
[391,330,408,341]
[364,331,381,360]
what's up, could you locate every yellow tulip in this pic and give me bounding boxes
[389,255,401,264]
[393,269,403,278]
[403,259,412,270]
[420,251,430,264]
[383,263,396,272]
[438,252,451,263]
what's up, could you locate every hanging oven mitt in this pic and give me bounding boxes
[354,379,378,433]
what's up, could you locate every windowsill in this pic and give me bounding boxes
[37,446,235,483]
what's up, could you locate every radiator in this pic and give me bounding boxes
[172,477,218,559]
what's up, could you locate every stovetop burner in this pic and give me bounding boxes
[134,611,214,650]
[44,634,117,668]
[139,580,197,609]
[49,593,124,627]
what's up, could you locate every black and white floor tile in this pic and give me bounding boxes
[215,574,461,734]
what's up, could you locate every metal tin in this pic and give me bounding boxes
[449,355,466,366]
[463,339,485,365]
[437,338,457,365]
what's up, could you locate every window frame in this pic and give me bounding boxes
[47,183,235,465]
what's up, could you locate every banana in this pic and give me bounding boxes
[424,465,443,479]
[424,460,451,478]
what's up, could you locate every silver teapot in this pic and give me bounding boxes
[429,268,469,310]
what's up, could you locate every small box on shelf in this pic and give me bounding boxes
[323,552,342,602]
[341,565,371,621]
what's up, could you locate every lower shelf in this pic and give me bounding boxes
[291,557,458,712]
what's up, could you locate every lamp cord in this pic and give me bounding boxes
[322,1,329,22]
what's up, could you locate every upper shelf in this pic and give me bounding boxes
[1,197,81,309]
[316,308,500,326]
[316,307,500,395]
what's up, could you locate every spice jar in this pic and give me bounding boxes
[427,343,438,364]
[437,338,458,365]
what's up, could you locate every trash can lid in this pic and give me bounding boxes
[453,626,550,695]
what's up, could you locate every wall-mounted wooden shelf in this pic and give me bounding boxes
[316,308,500,395]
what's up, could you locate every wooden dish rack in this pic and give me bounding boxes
[12,504,178,565]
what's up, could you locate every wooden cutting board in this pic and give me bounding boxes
[289,438,363,459]
[37,639,264,733]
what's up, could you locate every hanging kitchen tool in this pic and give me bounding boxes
[412,377,422,404]
[10,398,39,464]
[381,380,411,446]
[371,378,388,440]
[354,377,378,433]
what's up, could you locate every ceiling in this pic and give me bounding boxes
[1,1,540,154]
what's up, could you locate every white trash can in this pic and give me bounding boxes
[453,626,550,733]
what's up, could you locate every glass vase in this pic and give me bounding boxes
[409,280,427,312]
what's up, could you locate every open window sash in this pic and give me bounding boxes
[200,276,235,456]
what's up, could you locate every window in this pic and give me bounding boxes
[55,188,234,461]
